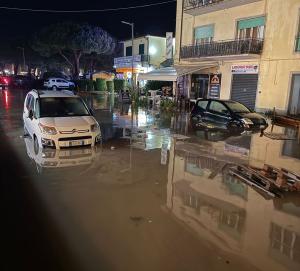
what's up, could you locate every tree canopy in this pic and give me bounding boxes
[32,22,117,78]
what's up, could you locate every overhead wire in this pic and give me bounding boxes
[0,0,176,13]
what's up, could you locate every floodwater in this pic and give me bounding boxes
[1,89,300,271]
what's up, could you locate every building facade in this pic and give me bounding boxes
[114,35,172,85]
[175,0,300,113]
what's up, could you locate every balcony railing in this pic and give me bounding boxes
[183,0,262,15]
[296,37,300,52]
[184,0,224,11]
[114,54,150,68]
[180,39,264,59]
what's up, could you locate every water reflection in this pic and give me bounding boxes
[24,137,100,174]
[167,132,300,271]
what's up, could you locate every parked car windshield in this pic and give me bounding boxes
[39,97,90,118]
[224,101,251,113]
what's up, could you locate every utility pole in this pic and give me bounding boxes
[121,21,135,91]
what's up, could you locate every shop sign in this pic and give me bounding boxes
[231,64,259,74]
[208,74,221,99]
[114,55,142,68]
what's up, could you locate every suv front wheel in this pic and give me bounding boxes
[52,85,58,90]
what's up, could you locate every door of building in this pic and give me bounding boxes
[231,74,258,110]
[191,74,209,100]
[288,74,300,115]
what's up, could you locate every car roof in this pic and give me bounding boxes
[29,90,77,98]
[196,98,239,103]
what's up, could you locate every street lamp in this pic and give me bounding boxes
[121,21,135,91]
[17,47,26,73]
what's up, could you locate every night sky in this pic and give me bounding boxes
[0,0,177,41]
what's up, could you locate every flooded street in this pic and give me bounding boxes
[1,89,300,271]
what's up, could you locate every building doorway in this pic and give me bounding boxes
[288,74,300,115]
[191,74,209,100]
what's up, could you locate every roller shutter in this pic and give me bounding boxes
[231,74,258,110]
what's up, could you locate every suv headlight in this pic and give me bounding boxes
[91,122,100,132]
[39,123,57,135]
[241,118,254,125]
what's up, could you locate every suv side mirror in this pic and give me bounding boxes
[28,109,33,119]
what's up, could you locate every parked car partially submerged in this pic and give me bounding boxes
[191,99,268,131]
[23,89,101,151]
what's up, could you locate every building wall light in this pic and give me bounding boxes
[149,46,157,55]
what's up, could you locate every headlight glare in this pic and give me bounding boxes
[241,118,254,125]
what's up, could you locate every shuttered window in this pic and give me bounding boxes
[238,16,265,30]
[237,16,265,40]
[194,25,214,44]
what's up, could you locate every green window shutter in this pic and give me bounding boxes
[195,25,214,40]
[238,16,265,30]
[296,37,300,52]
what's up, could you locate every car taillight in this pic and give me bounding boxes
[3,78,8,84]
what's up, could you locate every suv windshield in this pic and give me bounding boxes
[224,101,251,113]
[39,97,90,118]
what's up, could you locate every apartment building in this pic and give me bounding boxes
[175,0,300,113]
[114,35,172,84]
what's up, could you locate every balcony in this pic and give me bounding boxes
[180,39,264,60]
[114,55,150,68]
[183,0,262,16]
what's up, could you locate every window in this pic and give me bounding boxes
[194,25,214,44]
[139,44,145,55]
[26,94,32,110]
[237,16,265,40]
[28,96,35,112]
[197,100,209,110]
[209,101,229,114]
[296,13,300,52]
[39,97,90,118]
[224,101,250,113]
[34,99,40,119]
[126,46,132,56]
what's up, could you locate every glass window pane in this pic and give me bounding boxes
[197,100,208,110]
[126,46,132,56]
[209,101,228,114]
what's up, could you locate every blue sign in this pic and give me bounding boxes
[208,74,221,99]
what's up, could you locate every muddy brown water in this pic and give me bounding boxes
[1,89,300,271]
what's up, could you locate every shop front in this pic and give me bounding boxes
[230,64,259,110]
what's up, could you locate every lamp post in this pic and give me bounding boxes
[121,21,135,91]
[17,47,26,73]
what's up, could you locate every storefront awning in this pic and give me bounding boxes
[137,67,177,81]
[137,64,218,82]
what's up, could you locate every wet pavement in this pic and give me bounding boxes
[1,89,300,271]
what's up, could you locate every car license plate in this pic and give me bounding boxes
[69,140,84,147]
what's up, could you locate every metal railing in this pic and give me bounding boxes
[180,39,264,59]
[183,0,225,11]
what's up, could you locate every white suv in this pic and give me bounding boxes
[44,77,75,90]
[23,90,101,152]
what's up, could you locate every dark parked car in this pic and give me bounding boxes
[11,75,34,88]
[191,99,268,131]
